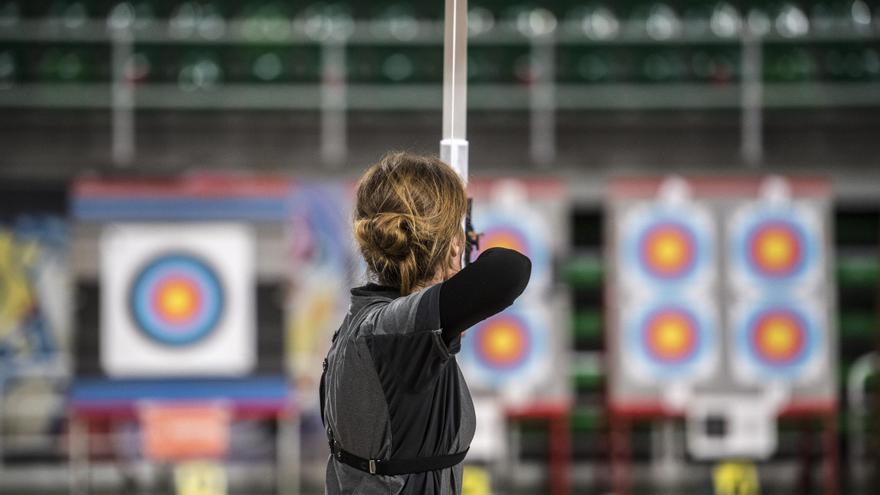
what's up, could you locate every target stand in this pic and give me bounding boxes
[68,177,297,495]
[458,179,572,495]
[606,176,838,495]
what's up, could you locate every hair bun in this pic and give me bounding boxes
[355,212,416,260]
[353,152,468,294]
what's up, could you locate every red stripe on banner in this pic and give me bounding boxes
[504,400,573,419]
[609,176,831,198]
[73,175,292,198]
[608,399,836,418]
[468,178,567,199]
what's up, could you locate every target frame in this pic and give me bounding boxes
[620,202,715,293]
[622,298,718,384]
[730,299,824,384]
[100,223,256,378]
[728,202,823,292]
[127,252,226,347]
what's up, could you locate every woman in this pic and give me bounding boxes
[321,151,531,494]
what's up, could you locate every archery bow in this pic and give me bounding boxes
[441,0,480,265]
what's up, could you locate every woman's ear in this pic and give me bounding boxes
[451,241,462,263]
[446,240,463,276]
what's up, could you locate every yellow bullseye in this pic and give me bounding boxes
[484,231,526,254]
[644,227,692,276]
[486,324,519,359]
[652,232,686,266]
[759,316,798,359]
[158,281,198,321]
[756,230,795,270]
[655,319,687,353]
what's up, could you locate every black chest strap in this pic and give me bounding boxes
[321,302,468,476]
[329,436,468,476]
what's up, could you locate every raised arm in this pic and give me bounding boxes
[437,247,531,343]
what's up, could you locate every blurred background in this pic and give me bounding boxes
[0,1,878,494]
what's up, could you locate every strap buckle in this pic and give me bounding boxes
[368,459,377,474]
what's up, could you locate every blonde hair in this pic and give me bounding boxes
[354,151,468,295]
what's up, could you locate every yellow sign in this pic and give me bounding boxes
[0,231,37,337]
[462,465,492,495]
[713,461,760,495]
[174,461,227,495]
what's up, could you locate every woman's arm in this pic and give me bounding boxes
[437,247,531,343]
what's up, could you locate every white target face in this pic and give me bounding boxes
[458,306,551,401]
[101,223,256,377]
[619,202,716,295]
[727,202,824,294]
[621,298,719,385]
[729,298,826,384]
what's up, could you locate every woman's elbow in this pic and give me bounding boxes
[492,248,531,299]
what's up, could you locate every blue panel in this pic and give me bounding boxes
[70,376,290,403]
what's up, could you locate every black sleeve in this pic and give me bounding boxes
[436,247,531,344]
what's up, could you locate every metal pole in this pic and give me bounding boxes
[529,33,556,168]
[110,25,135,167]
[740,26,763,167]
[68,416,87,495]
[847,352,878,494]
[321,40,348,168]
[440,0,469,183]
[0,379,5,471]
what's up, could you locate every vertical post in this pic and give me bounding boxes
[68,416,88,495]
[548,412,571,495]
[823,413,840,495]
[0,379,5,471]
[847,353,877,494]
[321,40,347,168]
[529,34,556,167]
[652,419,681,483]
[276,412,300,495]
[740,27,763,167]
[440,0,469,182]
[610,416,631,495]
[506,419,521,490]
[110,25,135,167]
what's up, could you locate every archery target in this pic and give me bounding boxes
[459,307,550,398]
[620,202,715,293]
[101,223,255,377]
[622,299,718,384]
[128,254,225,347]
[730,299,824,384]
[728,202,823,292]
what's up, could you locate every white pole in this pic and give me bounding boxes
[440,0,469,184]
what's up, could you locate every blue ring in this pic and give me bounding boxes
[625,301,715,379]
[734,301,820,380]
[461,308,547,386]
[623,208,713,290]
[636,222,699,280]
[473,313,531,371]
[731,208,818,288]
[128,253,225,347]
[132,262,215,337]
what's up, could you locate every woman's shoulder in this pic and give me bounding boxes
[349,283,441,337]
